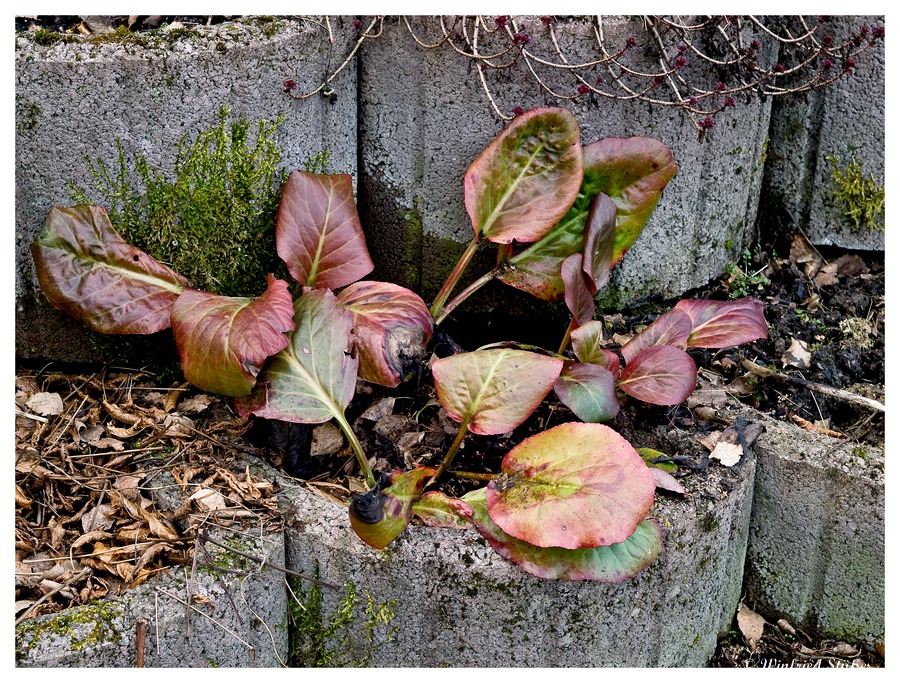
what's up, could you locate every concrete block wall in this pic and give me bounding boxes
[15,18,358,361]
[761,15,885,250]
[745,416,885,648]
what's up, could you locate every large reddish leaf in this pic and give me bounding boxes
[617,345,697,406]
[463,488,662,582]
[336,281,433,388]
[349,467,434,549]
[674,297,769,348]
[234,289,358,424]
[553,363,619,423]
[171,275,295,397]
[620,307,693,365]
[30,205,188,334]
[584,137,678,264]
[276,171,374,289]
[431,348,563,435]
[485,422,655,549]
[465,107,583,244]
[561,254,595,326]
[498,136,676,300]
[581,192,617,294]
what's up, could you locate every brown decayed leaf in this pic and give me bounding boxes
[710,441,743,466]
[737,601,766,651]
[26,392,65,417]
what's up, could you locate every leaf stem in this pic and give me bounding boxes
[557,316,577,355]
[333,412,376,488]
[446,470,496,482]
[430,237,481,320]
[431,419,470,485]
[434,270,496,326]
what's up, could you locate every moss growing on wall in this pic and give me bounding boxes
[288,567,397,667]
[827,155,885,232]
[16,599,127,662]
[70,107,290,297]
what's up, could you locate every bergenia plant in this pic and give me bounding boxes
[30,106,768,584]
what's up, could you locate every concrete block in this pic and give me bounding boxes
[15,18,358,362]
[744,415,884,646]
[15,527,289,667]
[761,16,884,250]
[257,436,757,667]
[357,16,773,310]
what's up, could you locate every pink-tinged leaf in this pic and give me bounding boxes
[617,345,697,406]
[349,467,434,549]
[465,107,583,244]
[553,363,619,423]
[674,297,769,348]
[30,205,188,334]
[650,468,685,495]
[581,193,617,293]
[411,491,474,530]
[234,289,358,423]
[561,254,595,326]
[464,488,663,581]
[485,422,655,549]
[621,308,693,365]
[171,276,295,398]
[276,171,374,289]
[337,281,433,388]
[499,137,676,300]
[583,137,678,264]
[432,348,564,435]
[570,321,620,376]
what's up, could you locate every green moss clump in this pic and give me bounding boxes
[827,155,885,233]
[288,567,397,667]
[16,599,126,661]
[70,107,291,297]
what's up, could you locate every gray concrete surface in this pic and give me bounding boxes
[15,526,289,667]
[761,16,885,250]
[744,415,885,648]
[267,433,757,667]
[15,17,358,362]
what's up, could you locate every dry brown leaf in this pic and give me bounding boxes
[107,423,145,439]
[163,382,191,413]
[176,394,214,414]
[699,430,724,452]
[737,601,766,651]
[710,441,743,466]
[311,423,344,456]
[189,488,228,511]
[782,337,812,369]
[789,232,824,278]
[82,504,116,533]
[71,528,114,550]
[88,437,125,451]
[26,392,65,417]
[814,262,839,287]
[788,412,846,438]
[132,542,171,576]
[16,484,33,510]
[114,475,143,501]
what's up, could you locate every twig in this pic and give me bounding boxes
[136,617,147,667]
[740,358,884,412]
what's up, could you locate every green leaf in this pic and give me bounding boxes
[636,447,678,473]
[337,281,433,388]
[485,422,655,549]
[463,488,663,582]
[570,320,620,376]
[553,362,620,423]
[234,289,357,424]
[465,107,583,244]
[431,348,564,435]
[30,205,188,334]
[411,491,474,530]
[172,275,295,397]
[499,136,677,301]
[349,467,435,549]
[276,171,373,289]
